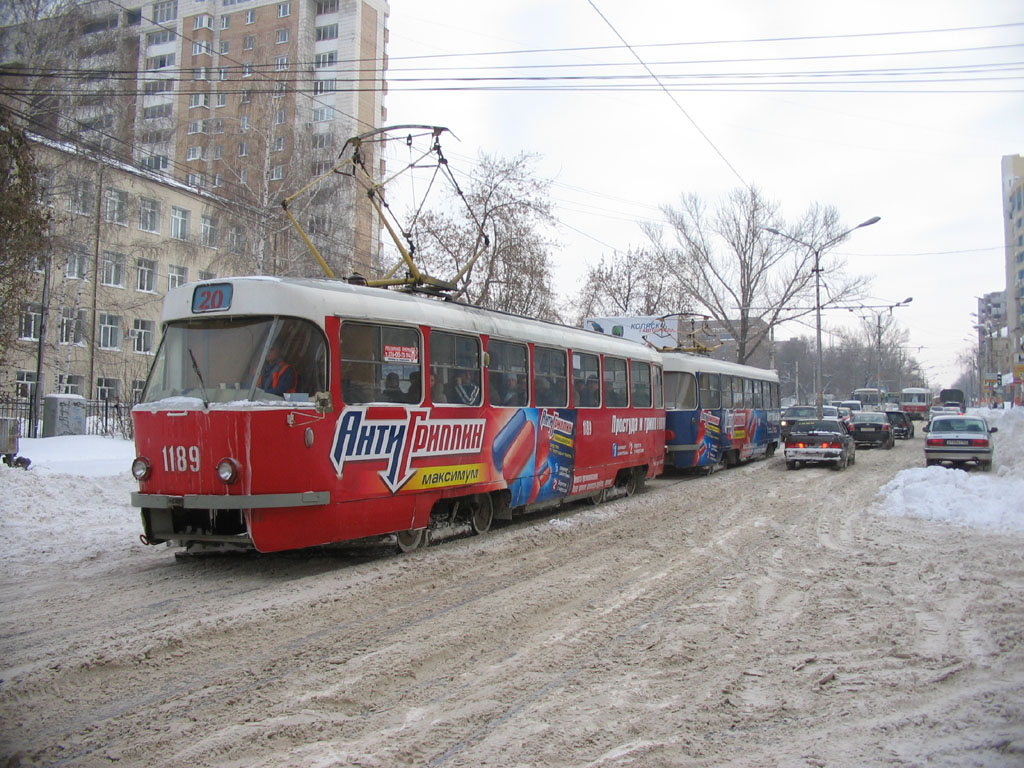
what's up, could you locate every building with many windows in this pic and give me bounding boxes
[1,0,390,279]
[5,136,254,405]
[1002,154,1024,403]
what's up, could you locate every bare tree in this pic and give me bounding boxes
[572,246,691,325]
[651,185,870,365]
[0,106,50,371]
[413,152,561,321]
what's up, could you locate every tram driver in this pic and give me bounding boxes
[258,343,297,396]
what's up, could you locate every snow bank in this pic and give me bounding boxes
[875,406,1024,531]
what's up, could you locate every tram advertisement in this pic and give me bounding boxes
[330,405,577,503]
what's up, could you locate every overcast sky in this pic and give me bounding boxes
[381,0,1023,388]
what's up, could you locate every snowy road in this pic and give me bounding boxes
[2,434,1023,766]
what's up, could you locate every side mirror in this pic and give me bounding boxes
[989,426,998,433]
[315,391,333,414]
[923,424,929,432]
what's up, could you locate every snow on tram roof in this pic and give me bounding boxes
[660,350,779,382]
[162,276,662,361]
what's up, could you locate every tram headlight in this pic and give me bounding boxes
[216,457,241,484]
[131,456,152,481]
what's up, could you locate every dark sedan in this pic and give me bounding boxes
[848,411,894,448]
[884,409,915,439]
[784,419,856,470]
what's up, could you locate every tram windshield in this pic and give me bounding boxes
[141,316,327,405]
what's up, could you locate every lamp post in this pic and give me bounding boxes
[765,216,880,417]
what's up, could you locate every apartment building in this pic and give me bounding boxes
[1002,155,1024,399]
[6,136,255,403]
[2,0,390,278]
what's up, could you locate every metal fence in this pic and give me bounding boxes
[0,397,135,440]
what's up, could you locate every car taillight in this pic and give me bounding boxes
[882,423,890,431]
[970,439,989,447]
[786,441,803,449]
[926,438,943,446]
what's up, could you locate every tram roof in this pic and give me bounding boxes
[659,350,779,383]
[162,276,662,361]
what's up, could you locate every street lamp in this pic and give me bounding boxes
[765,216,881,417]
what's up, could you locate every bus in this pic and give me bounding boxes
[899,387,931,420]
[662,352,781,471]
[130,277,666,553]
[851,387,885,411]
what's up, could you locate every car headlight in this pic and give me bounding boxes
[217,457,241,484]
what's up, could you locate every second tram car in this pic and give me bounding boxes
[131,277,666,553]
[661,353,781,471]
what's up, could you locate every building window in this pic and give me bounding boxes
[146,28,175,45]
[131,379,146,402]
[220,14,230,28]
[312,132,331,149]
[187,120,207,134]
[245,9,255,23]
[171,206,190,240]
[59,307,87,345]
[19,303,42,340]
[96,377,120,401]
[275,55,288,71]
[187,172,204,187]
[270,165,283,180]
[312,106,333,122]
[316,0,338,13]
[66,248,89,279]
[186,146,202,160]
[219,40,229,54]
[314,51,336,68]
[277,2,290,17]
[315,23,338,41]
[239,169,248,185]
[272,136,285,152]
[68,180,95,215]
[145,52,175,70]
[193,66,207,80]
[58,374,84,396]
[199,269,216,281]
[211,173,222,187]
[212,118,224,133]
[100,251,126,287]
[168,264,188,290]
[189,93,209,108]
[239,114,249,132]
[274,108,286,125]
[143,78,174,94]
[243,35,254,50]
[142,103,172,120]
[276,28,288,43]
[152,0,177,24]
[133,319,156,353]
[242,63,253,77]
[137,258,156,291]
[240,89,251,103]
[192,40,212,56]
[228,225,244,253]
[15,371,37,400]
[216,93,227,108]
[103,188,127,225]
[313,79,336,95]
[238,140,248,156]
[201,215,219,247]
[138,198,160,232]
[98,313,121,349]
[193,14,212,30]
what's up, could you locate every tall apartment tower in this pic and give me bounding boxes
[1002,154,1024,401]
[3,0,390,278]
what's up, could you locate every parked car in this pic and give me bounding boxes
[884,409,915,439]
[848,411,894,448]
[924,414,997,471]
[781,405,840,439]
[836,399,863,413]
[784,419,856,470]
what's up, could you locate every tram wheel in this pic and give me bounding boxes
[468,494,494,535]
[589,488,607,506]
[395,528,425,553]
[622,469,639,498]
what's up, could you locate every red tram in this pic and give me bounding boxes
[131,277,665,553]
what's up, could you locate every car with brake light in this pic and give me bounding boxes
[848,411,894,448]
[924,415,996,471]
[781,405,839,439]
[784,419,856,470]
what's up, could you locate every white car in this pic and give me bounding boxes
[924,415,997,471]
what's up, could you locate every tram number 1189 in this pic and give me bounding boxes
[162,445,200,473]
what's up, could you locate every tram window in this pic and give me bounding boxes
[340,322,421,404]
[743,378,753,408]
[700,372,721,409]
[534,346,567,407]
[664,371,696,410]
[770,382,779,408]
[653,364,664,409]
[604,357,628,408]
[729,376,742,408]
[488,339,528,407]
[751,380,762,409]
[572,351,600,408]
[630,361,652,408]
[429,330,481,406]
